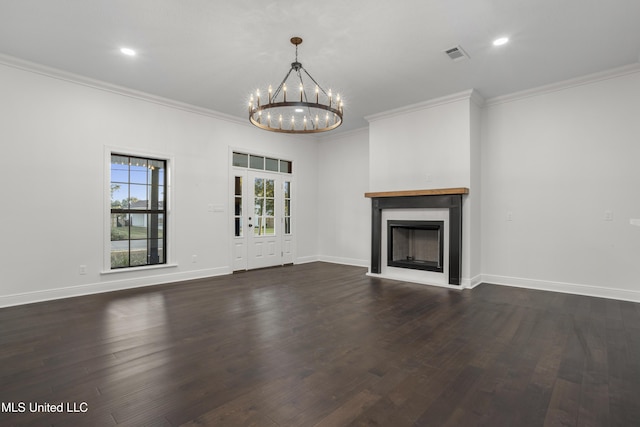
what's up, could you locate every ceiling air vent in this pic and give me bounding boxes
[444,45,470,61]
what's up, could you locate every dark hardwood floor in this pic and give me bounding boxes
[1,262,639,426]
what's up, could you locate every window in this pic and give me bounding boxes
[232,151,292,174]
[110,154,166,269]
[234,176,243,237]
[284,180,291,234]
[254,177,275,235]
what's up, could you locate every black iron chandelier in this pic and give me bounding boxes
[248,37,343,134]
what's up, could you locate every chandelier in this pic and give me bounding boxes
[248,37,343,134]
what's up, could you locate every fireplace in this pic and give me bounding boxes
[365,188,468,286]
[387,220,444,272]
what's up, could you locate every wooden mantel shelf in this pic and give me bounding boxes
[364,187,469,198]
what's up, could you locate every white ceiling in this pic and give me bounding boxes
[1,0,639,133]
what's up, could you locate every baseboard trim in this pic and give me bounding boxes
[294,256,320,265]
[317,255,369,268]
[481,274,640,303]
[462,274,483,289]
[0,267,231,308]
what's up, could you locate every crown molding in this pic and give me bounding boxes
[0,53,248,127]
[485,62,640,107]
[365,89,478,123]
[316,125,369,142]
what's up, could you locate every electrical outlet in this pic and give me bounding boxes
[506,211,513,221]
[604,210,613,221]
[192,255,198,263]
[79,265,87,275]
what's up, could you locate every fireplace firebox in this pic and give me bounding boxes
[387,220,444,272]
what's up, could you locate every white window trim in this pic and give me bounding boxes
[103,145,175,273]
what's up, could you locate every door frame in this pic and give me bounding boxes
[229,148,295,271]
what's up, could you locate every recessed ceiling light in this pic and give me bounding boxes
[493,37,509,46]
[120,47,137,56]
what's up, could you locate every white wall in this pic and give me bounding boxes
[0,60,319,306]
[481,68,640,301]
[317,128,370,266]
[368,94,472,192]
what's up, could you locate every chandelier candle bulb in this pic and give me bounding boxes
[315,85,319,103]
[256,89,260,107]
[300,84,303,101]
[268,85,272,103]
[283,84,287,102]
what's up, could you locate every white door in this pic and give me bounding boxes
[232,169,294,271]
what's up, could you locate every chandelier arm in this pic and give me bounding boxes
[296,69,316,129]
[300,67,330,97]
[271,66,295,100]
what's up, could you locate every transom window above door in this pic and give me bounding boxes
[232,152,292,174]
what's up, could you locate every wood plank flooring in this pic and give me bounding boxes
[1,262,639,426]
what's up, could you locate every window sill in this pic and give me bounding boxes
[101,263,178,275]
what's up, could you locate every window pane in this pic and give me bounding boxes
[265,158,279,171]
[234,176,242,196]
[130,161,148,184]
[235,218,242,237]
[284,199,290,216]
[265,179,274,197]
[265,218,275,235]
[254,178,264,197]
[111,168,129,184]
[111,214,129,240]
[155,239,164,263]
[254,198,264,215]
[284,181,290,198]
[255,217,263,235]
[265,198,274,216]
[233,152,248,167]
[250,155,264,170]
[130,214,147,238]
[234,197,242,216]
[129,184,148,209]
[149,185,163,210]
[280,160,292,173]
[110,184,129,208]
[130,240,147,266]
[111,241,129,268]
[148,237,162,264]
[285,218,291,234]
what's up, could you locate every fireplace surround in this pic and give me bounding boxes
[365,188,468,286]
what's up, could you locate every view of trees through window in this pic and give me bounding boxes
[110,154,166,268]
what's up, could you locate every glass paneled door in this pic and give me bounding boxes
[232,169,294,270]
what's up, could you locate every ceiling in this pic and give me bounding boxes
[1,0,639,134]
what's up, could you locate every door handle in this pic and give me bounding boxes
[248,224,253,227]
